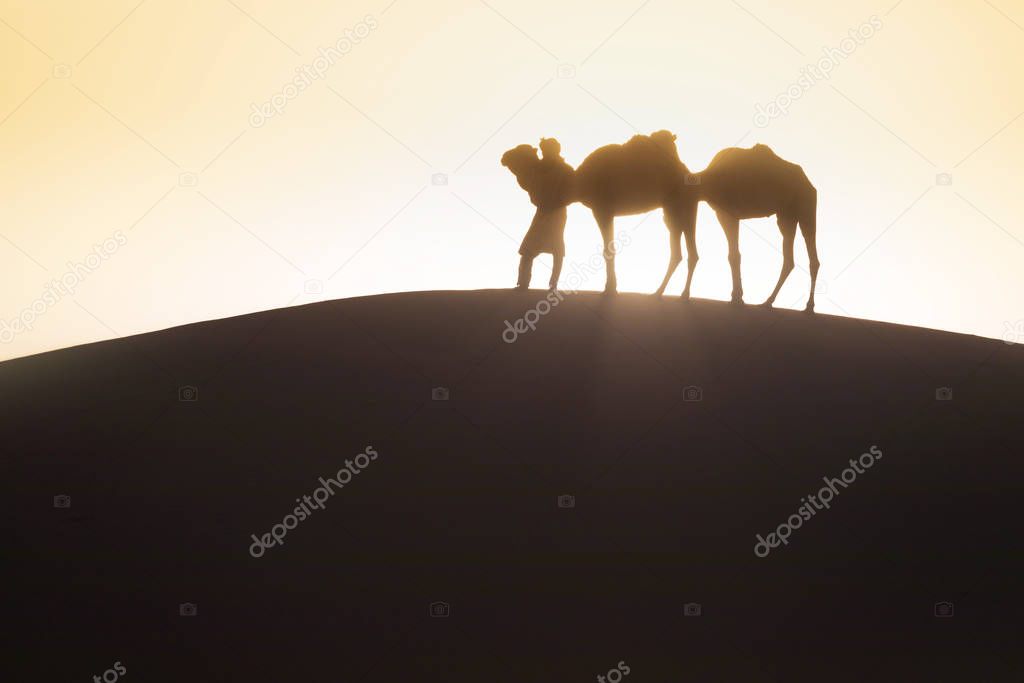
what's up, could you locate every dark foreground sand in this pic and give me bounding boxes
[4,290,1023,681]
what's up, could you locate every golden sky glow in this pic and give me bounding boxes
[2,0,1024,360]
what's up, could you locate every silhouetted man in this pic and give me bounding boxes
[516,138,574,290]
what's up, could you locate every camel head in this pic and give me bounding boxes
[501,144,540,180]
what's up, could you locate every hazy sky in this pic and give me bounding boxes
[2,0,1023,360]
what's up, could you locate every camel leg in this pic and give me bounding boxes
[595,211,617,294]
[716,210,743,304]
[672,200,699,301]
[516,254,534,289]
[654,218,682,298]
[799,190,819,313]
[764,214,796,308]
[680,227,699,301]
[549,254,564,290]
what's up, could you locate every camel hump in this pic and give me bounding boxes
[709,144,797,172]
[576,143,626,174]
[624,130,679,152]
[750,145,810,179]
[711,144,775,161]
[619,130,685,172]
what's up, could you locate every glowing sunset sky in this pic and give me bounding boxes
[2,0,1023,360]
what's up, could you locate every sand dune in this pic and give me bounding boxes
[4,290,1023,681]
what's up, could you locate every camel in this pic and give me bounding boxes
[683,143,820,312]
[503,131,697,295]
[501,133,820,312]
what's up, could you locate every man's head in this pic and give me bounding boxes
[539,137,562,158]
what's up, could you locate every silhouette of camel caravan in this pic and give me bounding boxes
[502,132,820,312]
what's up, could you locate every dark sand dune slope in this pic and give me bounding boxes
[4,290,1023,681]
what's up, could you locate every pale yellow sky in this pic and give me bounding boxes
[2,0,1023,360]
